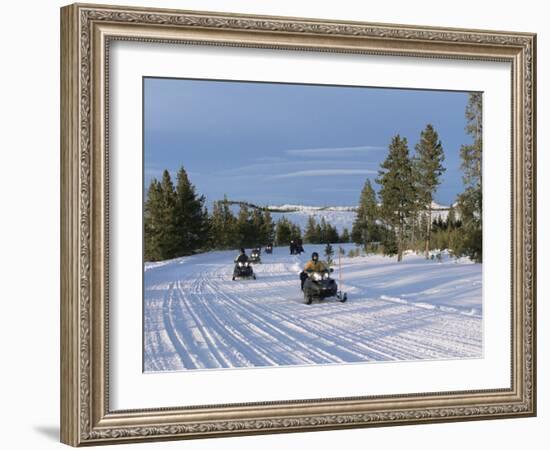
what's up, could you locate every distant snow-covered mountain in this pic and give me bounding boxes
[225,200,453,233]
[269,202,453,233]
[270,207,357,233]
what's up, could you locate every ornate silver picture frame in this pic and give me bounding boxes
[60,3,536,446]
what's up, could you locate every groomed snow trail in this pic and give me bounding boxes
[144,244,482,372]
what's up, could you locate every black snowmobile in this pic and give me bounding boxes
[290,241,303,255]
[302,268,347,304]
[232,260,256,280]
[249,248,262,264]
[265,243,273,254]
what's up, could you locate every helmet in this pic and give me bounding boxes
[240,248,245,254]
[312,252,319,261]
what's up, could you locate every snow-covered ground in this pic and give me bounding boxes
[144,243,482,372]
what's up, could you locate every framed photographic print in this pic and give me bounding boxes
[60,3,536,446]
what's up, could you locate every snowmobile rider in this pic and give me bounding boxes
[234,248,249,264]
[300,252,328,290]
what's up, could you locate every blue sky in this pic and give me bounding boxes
[144,77,473,207]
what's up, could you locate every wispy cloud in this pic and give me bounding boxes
[270,169,376,179]
[217,159,378,177]
[286,145,385,156]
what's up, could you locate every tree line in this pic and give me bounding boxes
[144,172,355,262]
[144,174,280,261]
[351,93,482,262]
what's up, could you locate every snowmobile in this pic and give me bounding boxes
[302,268,347,304]
[290,241,304,255]
[232,260,256,280]
[249,248,261,264]
[265,244,273,254]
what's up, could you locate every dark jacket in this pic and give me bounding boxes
[235,253,248,263]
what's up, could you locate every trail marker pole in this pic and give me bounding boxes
[339,246,343,292]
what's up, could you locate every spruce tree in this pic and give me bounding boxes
[144,179,164,261]
[210,196,236,249]
[315,223,323,243]
[377,135,416,262]
[250,208,264,246]
[460,93,482,187]
[290,223,302,241]
[456,93,483,262]
[304,216,319,244]
[319,217,329,243]
[275,216,292,245]
[260,210,275,245]
[351,179,378,247]
[415,124,446,258]
[173,166,209,256]
[143,170,178,261]
[326,224,339,244]
[235,204,253,248]
[340,227,350,243]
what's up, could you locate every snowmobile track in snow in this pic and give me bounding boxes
[144,244,482,371]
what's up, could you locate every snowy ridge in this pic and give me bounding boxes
[225,201,452,233]
[144,243,482,372]
[268,204,357,212]
[269,203,451,232]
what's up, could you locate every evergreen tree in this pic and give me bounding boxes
[260,210,275,245]
[143,170,178,261]
[456,93,483,262]
[235,204,254,248]
[319,217,329,243]
[414,124,446,257]
[447,205,457,229]
[304,216,319,243]
[144,179,164,261]
[351,179,378,247]
[418,213,429,252]
[326,224,339,243]
[210,195,236,249]
[275,217,292,246]
[377,135,416,261]
[460,93,482,187]
[173,166,209,256]
[315,223,323,243]
[340,227,350,243]
[250,208,264,246]
[290,223,302,241]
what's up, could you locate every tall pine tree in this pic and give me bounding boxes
[210,195,236,249]
[456,93,483,262]
[304,216,319,243]
[144,170,178,261]
[260,210,275,245]
[415,124,446,257]
[173,166,209,256]
[377,135,416,262]
[235,204,253,248]
[351,179,379,247]
[144,179,164,261]
[275,217,292,245]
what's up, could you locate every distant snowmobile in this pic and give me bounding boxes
[265,243,273,254]
[302,268,346,304]
[233,248,256,280]
[249,248,262,264]
[232,260,256,280]
[290,240,304,255]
